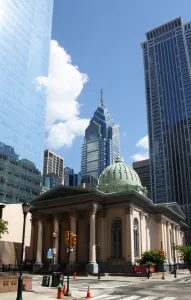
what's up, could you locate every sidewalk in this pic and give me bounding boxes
[0,271,190,300]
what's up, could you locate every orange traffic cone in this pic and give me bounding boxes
[63,283,67,294]
[86,286,92,298]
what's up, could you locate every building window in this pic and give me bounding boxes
[111,218,122,258]
[134,218,139,257]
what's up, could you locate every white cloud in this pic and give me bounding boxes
[46,117,89,149]
[130,152,149,161]
[130,135,149,161]
[36,40,89,149]
[136,135,149,149]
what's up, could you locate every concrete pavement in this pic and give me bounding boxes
[0,271,190,299]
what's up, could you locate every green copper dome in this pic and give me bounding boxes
[97,156,148,196]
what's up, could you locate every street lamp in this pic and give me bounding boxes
[64,216,72,297]
[172,242,177,278]
[97,242,101,280]
[16,202,30,300]
[14,246,18,275]
[52,230,57,274]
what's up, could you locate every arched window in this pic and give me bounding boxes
[111,218,122,258]
[134,218,139,257]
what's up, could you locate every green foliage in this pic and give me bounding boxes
[140,250,166,266]
[176,245,191,268]
[0,219,8,237]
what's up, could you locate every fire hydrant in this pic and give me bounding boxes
[57,283,63,299]
[73,272,76,279]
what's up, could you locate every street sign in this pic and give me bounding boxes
[47,248,53,259]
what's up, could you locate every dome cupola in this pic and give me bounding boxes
[96,156,148,196]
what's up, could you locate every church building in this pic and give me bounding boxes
[30,157,187,274]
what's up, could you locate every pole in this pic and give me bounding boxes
[98,247,101,280]
[161,241,165,280]
[65,216,71,297]
[173,243,177,278]
[16,213,27,300]
[52,237,55,274]
[14,247,18,275]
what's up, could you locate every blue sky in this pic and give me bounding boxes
[47,0,191,172]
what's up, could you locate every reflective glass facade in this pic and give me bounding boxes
[142,17,191,224]
[42,173,62,191]
[0,0,53,203]
[81,97,120,181]
[64,167,82,187]
[0,142,41,203]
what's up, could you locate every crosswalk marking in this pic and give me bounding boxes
[70,281,133,290]
[139,297,157,300]
[90,295,177,300]
[178,279,191,284]
[92,296,140,300]
[121,296,140,300]
[160,298,177,300]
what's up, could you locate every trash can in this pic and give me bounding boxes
[51,272,64,287]
[42,275,50,287]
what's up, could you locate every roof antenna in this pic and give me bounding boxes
[101,88,103,106]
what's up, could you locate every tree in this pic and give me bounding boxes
[176,245,191,272]
[140,250,166,266]
[0,219,9,237]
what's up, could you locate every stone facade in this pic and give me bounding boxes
[30,185,186,274]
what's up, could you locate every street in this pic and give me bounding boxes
[1,274,191,300]
[32,274,191,299]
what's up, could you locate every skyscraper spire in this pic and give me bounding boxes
[100,88,103,106]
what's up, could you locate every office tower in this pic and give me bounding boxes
[0,1,53,203]
[64,167,74,186]
[42,173,62,191]
[64,167,82,186]
[81,90,120,181]
[43,150,64,180]
[133,159,151,199]
[74,172,82,186]
[0,142,41,203]
[141,17,191,224]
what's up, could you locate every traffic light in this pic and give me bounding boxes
[65,231,69,246]
[72,234,77,246]
[158,250,165,258]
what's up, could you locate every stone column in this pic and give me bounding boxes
[36,218,43,264]
[97,209,104,262]
[157,219,165,250]
[146,216,150,250]
[30,215,36,262]
[53,216,59,264]
[140,211,145,255]
[175,226,180,263]
[70,209,76,263]
[86,204,98,274]
[166,223,172,263]
[77,212,86,263]
[125,206,134,264]
[163,220,167,258]
[172,224,176,264]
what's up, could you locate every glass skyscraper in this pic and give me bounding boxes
[81,90,120,181]
[0,0,53,203]
[142,17,191,224]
